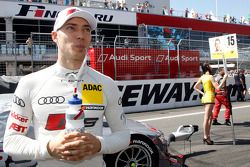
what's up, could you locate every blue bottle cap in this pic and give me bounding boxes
[68,94,82,105]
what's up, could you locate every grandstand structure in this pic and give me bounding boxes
[0,0,250,79]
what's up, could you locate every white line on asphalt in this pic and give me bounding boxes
[137,105,250,122]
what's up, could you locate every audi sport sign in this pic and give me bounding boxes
[89,48,200,80]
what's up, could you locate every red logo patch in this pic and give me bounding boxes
[9,123,27,133]
[66,9,78,16]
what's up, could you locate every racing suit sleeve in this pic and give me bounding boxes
[3,77,50,160]
[97,79,130,154]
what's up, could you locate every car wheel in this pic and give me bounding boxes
[105,134,159,167]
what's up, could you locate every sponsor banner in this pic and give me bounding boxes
[209,34,238,59]
[0,1,136,25]
[116,77,239,113]
[179,50,200,77]
[0,77,249,113]
[89,48,200,80]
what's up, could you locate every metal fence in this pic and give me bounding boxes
[237,43,250,70]
[0,31,16,56]
[1,31,250,80]
[112,36,177,80]
[29,32,57,73]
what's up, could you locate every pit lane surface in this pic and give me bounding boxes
[126,101,250,167]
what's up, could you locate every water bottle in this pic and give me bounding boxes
[65,94,85,133]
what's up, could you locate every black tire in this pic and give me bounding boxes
[104,134,159,167]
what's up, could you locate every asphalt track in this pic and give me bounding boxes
[126,101,250,167]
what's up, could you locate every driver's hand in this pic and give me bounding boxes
[47,131,101,161]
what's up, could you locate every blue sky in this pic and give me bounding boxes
[170,0,250,20]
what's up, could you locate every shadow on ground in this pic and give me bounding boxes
[185,150,216,158]
[215,139,250,145]
[233,121,250,127]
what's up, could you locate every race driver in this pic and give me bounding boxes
[3,7,130,167]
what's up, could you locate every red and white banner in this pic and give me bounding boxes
[89,48,200,80]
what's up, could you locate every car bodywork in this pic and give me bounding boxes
[0,92,197,167]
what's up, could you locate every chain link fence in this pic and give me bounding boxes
[0,31,17,75]
[113,36,176,80]
[0,32,250,80]
[237,43,250,70]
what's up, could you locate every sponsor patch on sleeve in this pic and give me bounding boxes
[82,83,103,104]
[8,111,29,134]
[9,122,27,133]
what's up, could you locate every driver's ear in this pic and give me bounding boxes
[51,31,58,43]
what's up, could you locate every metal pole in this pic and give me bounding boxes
[101,35,104,74]
[223,56,236,145]
[114,36,117,80]
[237,58,239,72]
[177,39,182,78]
[31,33,34,73]
[167,39,172,78]
[13,31,18,76]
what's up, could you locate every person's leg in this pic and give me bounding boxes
[203,104,214,139]
[236,85,241,101]
[207,104,214,137]
[243,84,247,100]
[203,104,209,139]
[213,96,222,125]
[203,104,214,145]
[243,88,247,100]
[223,97,231,125]
[240,85,244,101]
[242,85,247,101]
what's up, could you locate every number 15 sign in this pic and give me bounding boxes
[209,33,238,60]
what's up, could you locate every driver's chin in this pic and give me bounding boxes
[72,53,85,61]
[71,48,86,55]
[72,47,87,55]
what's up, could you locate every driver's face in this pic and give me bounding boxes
[52,17,92,62]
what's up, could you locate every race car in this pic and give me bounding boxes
[0,93,198,167]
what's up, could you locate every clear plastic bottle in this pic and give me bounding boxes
[65,94,85,133]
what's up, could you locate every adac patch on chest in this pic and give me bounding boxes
[81,83,103,104]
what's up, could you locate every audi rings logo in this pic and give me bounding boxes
[13,95,25,107]
[38,96,65,105]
